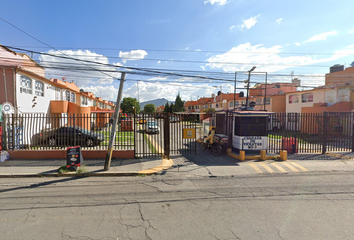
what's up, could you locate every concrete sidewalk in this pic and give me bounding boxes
[0,158,173,177]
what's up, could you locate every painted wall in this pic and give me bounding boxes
[286,90,324,113]
[16,73,56,114]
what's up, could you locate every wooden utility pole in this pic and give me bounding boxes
[104,72,126,171]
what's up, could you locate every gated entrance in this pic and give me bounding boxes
[214,111,354,154]
[134,113,197,158]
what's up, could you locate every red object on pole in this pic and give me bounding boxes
[282,137,298,154]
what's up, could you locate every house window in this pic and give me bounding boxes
[289,94,299,104]
[93,100,97,107]
[35,81,44,97]
[256,98,262,105]
[235,101,239,107]
[65,91,71,101]
[20,75,32,94]
[302,93,313,103]
[263,97,270,105]
[70,92,75,103]
[55,88,62,100]
[229,101,233,108]
[216,103,219,108]
[81,96,88,106]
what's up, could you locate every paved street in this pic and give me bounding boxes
[1,171,354,239]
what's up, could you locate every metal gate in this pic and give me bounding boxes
[134,113,197,158]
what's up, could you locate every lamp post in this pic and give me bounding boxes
[244,66,256,110]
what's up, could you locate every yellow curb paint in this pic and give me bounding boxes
[280,150,287,161]
[138,158,174,175]
[271,162,287,173]
[258,162,275,173]
[260,150,267,161]
[239,151,246,161]
[289,162,308,172]
[282,162,299,172]
[249,163,263,173]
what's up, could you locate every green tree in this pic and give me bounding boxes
[163,102,170,113]
[144,103,156,113]
[120,97,140,114]
[203,108,216,113]
[169,103,175,113]
[173,92,184,112]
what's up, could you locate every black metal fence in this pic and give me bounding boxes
[1,113,134,151]
[134,113,197,158]
[214,111,354,154]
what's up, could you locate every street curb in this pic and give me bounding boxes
[0,158,175,178]
[138,158,174,175]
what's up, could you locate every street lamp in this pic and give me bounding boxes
[244,66,256,110]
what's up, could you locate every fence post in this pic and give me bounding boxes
[352,113,354,152]
[73,114,76,146]
[322,112,327,154]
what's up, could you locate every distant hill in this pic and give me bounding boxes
[140,98,170,108]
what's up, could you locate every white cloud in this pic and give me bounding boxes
[349,29,354,34]
[83,85,118,101]
[185,47,189,50]
[200,66,206,71]
[305,31,338,42]
[196,49,202,51]
[204,42,354,74]
[39,50,121,86]
[295,42,301,46]
[157,61,161,64]
[275,18,282,24]
[229,25,235,31]
[240,14,261,30]
[204,0,228,6]
[119,49,148,63]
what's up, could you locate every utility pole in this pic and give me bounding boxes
[244,66,256,110]
[104,72,126,171]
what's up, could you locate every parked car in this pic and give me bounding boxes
[145,121,160,134]
[169,116,180,123]
[36,126,104,147]
[268,117,282,131]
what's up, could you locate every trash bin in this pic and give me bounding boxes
[282,137,298,154]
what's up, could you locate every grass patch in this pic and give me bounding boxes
[58,165,72,174]
[58,165,87,174]
[143,132,157,153]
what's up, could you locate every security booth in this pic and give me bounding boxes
[232,111,271,152]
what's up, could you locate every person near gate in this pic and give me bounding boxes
[204,127,216,144]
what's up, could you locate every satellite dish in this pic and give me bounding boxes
[2,102,14,114]
[351,61,354,67]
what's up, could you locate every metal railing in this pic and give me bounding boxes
[2,113,134,151]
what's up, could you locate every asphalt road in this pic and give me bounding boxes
[1,172,354,240]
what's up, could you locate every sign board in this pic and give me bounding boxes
[242,136,264,150]
[66,146,84,169]
[183,128,196,139]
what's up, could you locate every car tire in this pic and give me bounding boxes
[199,142,206,151]
[212,145,222,156]
[48,138,56,147]
[86,138,94,147]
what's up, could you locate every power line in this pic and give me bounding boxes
[9,45,352,56]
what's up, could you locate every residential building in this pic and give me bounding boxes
[0,45,115,145]
[325,65,354,86]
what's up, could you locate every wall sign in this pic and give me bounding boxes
[242,136,264,150]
